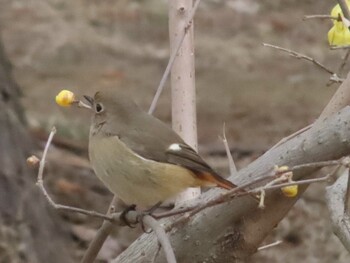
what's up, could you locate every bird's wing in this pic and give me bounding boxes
[115,115,236,189]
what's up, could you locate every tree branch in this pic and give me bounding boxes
[143,215,177,263]
[81,196,120,263]
[263,43,336,75]
[303,15,337,20]
[222,123,238,177]
[257,240,283,251]
[35,128,114,221]
[326,171,350,252]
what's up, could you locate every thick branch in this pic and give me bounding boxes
[115,106,350,262]
[326,171,350,252]
[143,216,176,263]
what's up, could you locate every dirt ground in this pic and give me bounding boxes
[1,0,350,262]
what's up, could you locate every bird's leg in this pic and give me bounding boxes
[138,201,162,233]
[145,201,162,214]
[120,204,137,228]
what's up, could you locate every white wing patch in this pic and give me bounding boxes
[168,143,182,151]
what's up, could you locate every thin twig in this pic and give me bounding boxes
[303,15,337,20]
[81,196,120,263]
[155,159,345,223]
[329,74,345,83]
[162,159,345,229]
[331,45,350,50]
[148,0,201,114]
[338,0,350,20]
[37,126,56,183]
[143,215,177,263]
[37,148,112,220]
[258,240,283,251]
[338,49,350,74]
[222,123,238,177]
[36,127,114,221]
[263,43,336,75]
[270,124,312,151]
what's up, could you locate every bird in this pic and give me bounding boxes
[84,90,237,209]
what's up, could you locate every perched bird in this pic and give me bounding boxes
[85,90,236,208]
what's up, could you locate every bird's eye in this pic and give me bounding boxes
[95,103,104,113]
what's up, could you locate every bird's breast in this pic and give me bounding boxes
[88,135,198,207]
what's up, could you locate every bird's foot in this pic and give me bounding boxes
[137,201,162,233]
[120,204,137,228]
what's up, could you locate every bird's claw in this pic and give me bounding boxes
[137,201,162,233]
[120,204,137,228]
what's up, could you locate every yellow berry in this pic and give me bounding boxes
[55,90,75,107]
[281,184,298,198]
[275,165,289,173]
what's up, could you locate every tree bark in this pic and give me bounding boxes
[326,170,350,253]
[0,35,72,263]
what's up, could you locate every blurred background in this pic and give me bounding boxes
[0,0,349,262]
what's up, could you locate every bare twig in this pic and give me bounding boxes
[338,0,350,20]
[222,123,238,177]
[166,176,322,229]
[338,49,350,74]
[161,159,345,230]
[36,127,114,221]
[37,126,56,183]
[143,215,177,263]
[331,45,350,50]
[270,124,312,151]
[258,240,283,251]
[81,196,120,263]
[263,43,336,75]
[303,15,337,20]
[148,0,201,114]
[329,74,345,83]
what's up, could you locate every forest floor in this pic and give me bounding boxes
[1,0,350,262]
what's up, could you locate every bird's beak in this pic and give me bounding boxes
[77,95,94,110]
[84,95,94,107]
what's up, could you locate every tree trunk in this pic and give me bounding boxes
[0,35,72,263]
[168,0,201,203]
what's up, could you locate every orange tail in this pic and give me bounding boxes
[195,171,236,190]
